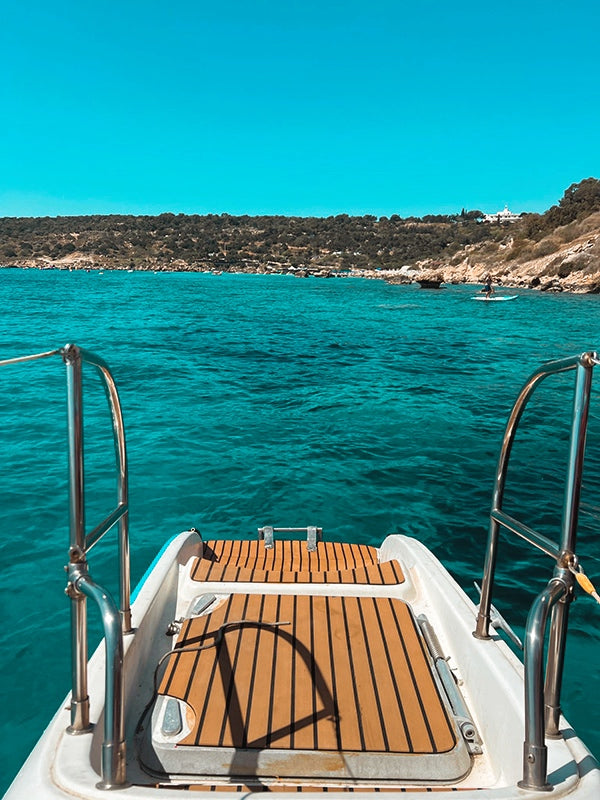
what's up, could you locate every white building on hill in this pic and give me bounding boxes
[483,205,520,223]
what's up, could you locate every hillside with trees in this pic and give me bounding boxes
[1,178,599,292]
[437,178,600,293]
[0,209,497,273]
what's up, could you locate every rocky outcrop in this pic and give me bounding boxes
[385,215,600,293]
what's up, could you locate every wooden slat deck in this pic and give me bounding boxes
[190,540,404,585]
[158,594,455,756]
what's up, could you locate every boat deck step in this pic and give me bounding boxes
[190,540,404,584]
[142,593,471,782]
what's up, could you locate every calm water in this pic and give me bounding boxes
[1,267,600,792]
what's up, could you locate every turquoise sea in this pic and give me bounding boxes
[1,267,600,793]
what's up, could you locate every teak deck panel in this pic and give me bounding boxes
[190,540,404,585]
[159,593,455,755]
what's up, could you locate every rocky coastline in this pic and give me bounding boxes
[5,224,600,295]
[386,223,600,294]
[2,182,600,294]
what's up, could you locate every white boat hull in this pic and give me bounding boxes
[5,531,599,799]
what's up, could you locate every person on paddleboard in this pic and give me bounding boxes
[482,275,494,299]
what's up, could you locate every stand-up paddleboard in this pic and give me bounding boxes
[471,294,518,301]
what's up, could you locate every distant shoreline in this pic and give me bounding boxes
[3,261,598,295]
[1,182,599,294]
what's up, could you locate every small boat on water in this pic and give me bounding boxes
[2,345,600,799]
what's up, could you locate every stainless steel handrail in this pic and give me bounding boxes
[83,575,126,791]
[473,350,598,791]
[1,344,131,789]
[0,348,62,366]
[63,344,132,634]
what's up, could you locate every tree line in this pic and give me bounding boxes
[0,179,598,272]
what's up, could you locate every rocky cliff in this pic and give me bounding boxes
[393,210,600,294]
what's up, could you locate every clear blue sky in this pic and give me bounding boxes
[1,0,599,219]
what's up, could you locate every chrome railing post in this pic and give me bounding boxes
[543,354,594,737]
[67,572,91,733]
[118,514,131,634]
[518,578,568,791]
[63,344,93,734]
[64,344,85,553]
[544,590,571,737]
[74,574,127,789]
[473,518,500,639]
[561,355,594,555]
[83,350,132,634]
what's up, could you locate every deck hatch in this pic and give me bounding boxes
[143,594,471,781]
